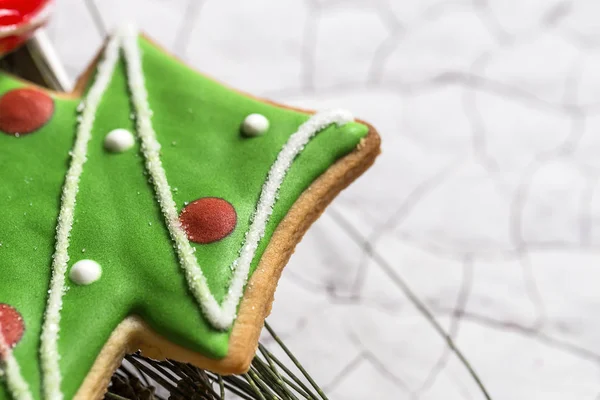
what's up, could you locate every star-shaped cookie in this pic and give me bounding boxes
[0,27,380,400]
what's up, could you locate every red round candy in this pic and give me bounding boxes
[180,197,237,244]
[0,0,52,55]
[0,0,49,26]
[0,88,54,135]
[0,304,24,357]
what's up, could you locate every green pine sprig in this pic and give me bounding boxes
[105,322,328,400]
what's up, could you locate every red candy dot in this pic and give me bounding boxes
[0,304,25,357]
[0,88,54,135]
[0,0,51,55]
[180,197,237,244]
[0,0,50,27]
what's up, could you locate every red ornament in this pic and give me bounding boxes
[180,197,237,244]
[0,304,25,358]
[0,0,52,55]
[0,88,54,135]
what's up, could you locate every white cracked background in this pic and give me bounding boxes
[48,0,600,399]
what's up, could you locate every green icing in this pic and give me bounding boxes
[0,37,368,399]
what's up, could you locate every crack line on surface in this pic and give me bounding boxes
[367,27,405,84]
[347,332,411,392]
[350,159,464,298]
[414,256,474,397]
[463,52,512,193]
[435,310,600,364]
[472,0,511,44]
[395,229,600,262]
[284,269,404,315]
[300,2,321,92]
[322,352,366,393]
[581,173,600,247]
[327,209,494,400]
[542,0,573,28]
[517,252,547,330]
[84,0,107,36]
[173,0,206,56]
[263,70,581,116]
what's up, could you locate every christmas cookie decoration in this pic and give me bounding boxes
[0,305,29,400]
[69,260,102,286]
[241,113,269,137]
[0,0,53,55]
[0,88,54,135]
[180,197,237,244]
[0,305,24,357]
[103,128,135,153]
[0,26,380,400]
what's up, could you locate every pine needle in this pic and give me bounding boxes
[106,322,328,400]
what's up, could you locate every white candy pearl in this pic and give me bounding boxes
[104,128,135,152]
[241,113,269,137]
[69,259,102,286]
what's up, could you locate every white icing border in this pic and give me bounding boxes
[39,32,122,400]
[23,25,354,400]
[0,329,33,400]
[120,25,353,329]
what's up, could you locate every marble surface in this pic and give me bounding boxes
[46,0,600,399]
